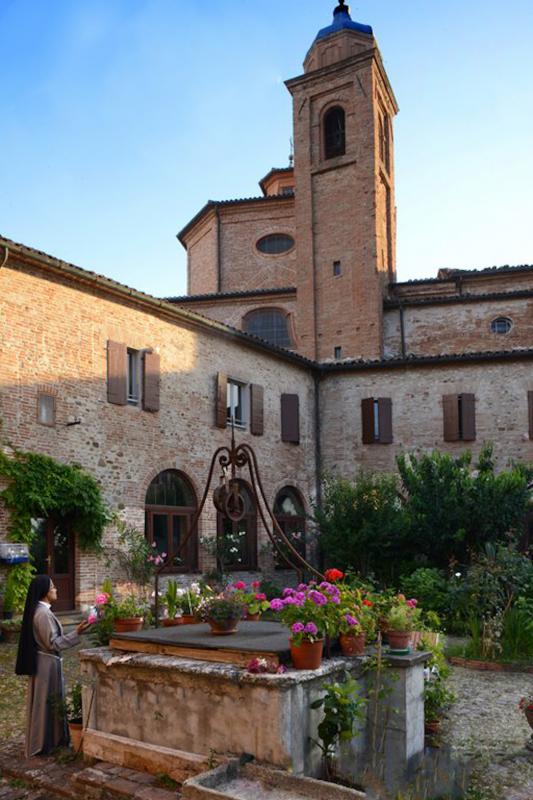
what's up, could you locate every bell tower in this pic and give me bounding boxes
[286,1,398,361]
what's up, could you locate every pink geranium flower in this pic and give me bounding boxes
[95,592,109,605]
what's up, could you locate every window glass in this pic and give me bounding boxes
[127,349,140,403]
[217,480,256,570]
[37,394,55,426]
[227,380,245,425]
[256,234,294,255]
[243,309,292,348]
[145,470,197,572]
[145,470,195,507]
[490,317,512,334]
[274,487,306,569]
[324,106,346,159]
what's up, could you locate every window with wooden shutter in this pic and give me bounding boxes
[250,384,264,436]
[142,350,160,413]
[459,393,476,441]
[362,397,392,444]
[281,394,300,444]
[528,392,533,440]
[107,341,127,405]
[443,393,476,441]
[443,395,460,442]
[215,372,227,429]
[378,397,393,444]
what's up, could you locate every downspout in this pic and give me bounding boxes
[314,371,322,508]
[215,206,222,293]
[399,302,407,358]
[0,245,9,269]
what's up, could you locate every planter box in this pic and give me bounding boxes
[182,759,365,800]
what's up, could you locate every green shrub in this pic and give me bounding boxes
[314,472,407,579]
[400,568,449,617]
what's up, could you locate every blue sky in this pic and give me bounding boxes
[1,0,532,298]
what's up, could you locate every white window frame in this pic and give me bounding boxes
[127,348,141,405]
[227,379,249,429]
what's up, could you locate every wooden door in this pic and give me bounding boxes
[31,518,75,612]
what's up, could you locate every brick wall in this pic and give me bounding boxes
[383,297,533,358]
[0,256,317,606]
[319,359,533,476]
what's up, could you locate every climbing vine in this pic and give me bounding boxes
[0,449,109,551]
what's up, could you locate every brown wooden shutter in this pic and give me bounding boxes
[250,384,264,436]
[443,394,460,441]
[378,397,393,444]
[215,372,227,429]
[460,393,476,441]
[281,394,300,444]
[529,392,533,441]
[361,398,375,444]
[142,350,160,412]
[107,341,127,405]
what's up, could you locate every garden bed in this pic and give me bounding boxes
[448,656,533,673]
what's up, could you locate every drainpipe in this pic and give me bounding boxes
[399,302,407,358]
[314,372,322,507]
[215,207,222,293]
[0,245,8,269]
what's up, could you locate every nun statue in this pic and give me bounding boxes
[15,575,90,757]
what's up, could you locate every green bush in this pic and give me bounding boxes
[314,472,407,579]
[400,568,449,617]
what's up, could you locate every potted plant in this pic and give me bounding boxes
[385,596,421,651]
[201,594,244,635]
[176,581,212,624]
[337,613,366,656]
[424,676,455,737]
[162,579,181,626]
[112,595,146,633]
[0,616,23,643]
[66,681,84,751]
[519,695,533,736]
[269,582,340,670]
[229,581,269,621]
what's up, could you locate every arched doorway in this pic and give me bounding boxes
[145,470,198,571]
[216,479,257,571]
[273,486,306,569]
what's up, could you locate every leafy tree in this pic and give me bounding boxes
[314,472,407,579]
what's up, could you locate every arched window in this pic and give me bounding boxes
[273,487,306,569]
[324,106,346,159]
[243,309,293,348]
[145,470,197,572]
[217,480,257,571]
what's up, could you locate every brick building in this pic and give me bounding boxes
[0,3,532,610]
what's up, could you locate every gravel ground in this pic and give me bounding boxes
[441,666,533,800]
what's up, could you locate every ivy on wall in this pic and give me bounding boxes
[0,449,109,551]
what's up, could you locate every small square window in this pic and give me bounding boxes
[333,261,342,277]
[227,380,248,428]
[127,349,141,405]
[37,394,55,427]
[334,346,342,360]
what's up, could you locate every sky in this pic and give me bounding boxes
[1,0,532,298]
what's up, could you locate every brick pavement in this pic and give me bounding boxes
[0,740,179,800]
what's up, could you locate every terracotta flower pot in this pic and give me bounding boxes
[290,638,324,670]
[180,614,198,625]
[1,625,21,643]
[387,630,412,651]
[425,719,441,736]
[68,721,83,752]
[208,618,240,635]
[339,632,366,656]
[162,618,182,627]
[246,612,261,622]
[113,617,144,633]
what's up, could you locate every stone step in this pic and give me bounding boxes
[72,763,179,800]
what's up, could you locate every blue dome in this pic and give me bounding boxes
[315,5,373,42]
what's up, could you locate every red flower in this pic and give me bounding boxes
[233,581,246,590]
[251,581,261,589]
[363,599,373,607]
[255,593,267,601]
[324,568,344,582]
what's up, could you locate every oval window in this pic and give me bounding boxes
[490,317,512,335]
[256,234,294,255]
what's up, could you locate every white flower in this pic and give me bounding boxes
[455,572,462,578]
